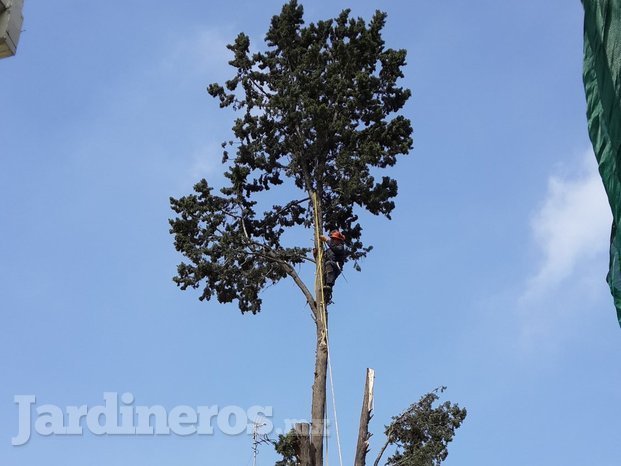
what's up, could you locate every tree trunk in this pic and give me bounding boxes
[309,191,327,466]
[310,314,328,466]
[354,368,375,466]
[294,422,312,465]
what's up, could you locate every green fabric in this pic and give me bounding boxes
[583,0,621,327]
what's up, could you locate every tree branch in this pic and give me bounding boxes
[238,225,317,318]
[269,197,310,217]
[373,437,391,466]
[373,408,409,466]
[281,260,317,318]
[248,76,274,100]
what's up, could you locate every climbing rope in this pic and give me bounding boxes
[312,193,328,343]
[312,192,344,466]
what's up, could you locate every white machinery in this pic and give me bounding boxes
[0,0,23,59]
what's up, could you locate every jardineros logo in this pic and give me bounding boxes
[11,393,276,446]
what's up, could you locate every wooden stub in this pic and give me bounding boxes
[354,368,375,466]
[294,422,312,466]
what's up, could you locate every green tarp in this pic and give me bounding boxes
[583,0,621,327]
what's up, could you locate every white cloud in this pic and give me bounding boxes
[525,150,611,298]
[514,150,612,349]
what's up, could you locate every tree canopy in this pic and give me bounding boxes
[377,388,467,466]
[169,0,412,314]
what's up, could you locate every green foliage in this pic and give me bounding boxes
[273,429,300,466]
[383,388,467,466]
[170,0,412,313]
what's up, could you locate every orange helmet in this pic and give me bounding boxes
[329,230,346,241]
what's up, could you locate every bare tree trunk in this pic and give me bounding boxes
[309,191,327,466]
[354,368,375,466]
[310,318,328,466]
[295,423,312,465]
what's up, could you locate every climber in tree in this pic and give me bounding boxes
[319,230,346,303]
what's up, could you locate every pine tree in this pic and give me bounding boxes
[170,2,412,464]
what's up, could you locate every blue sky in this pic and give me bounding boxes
[1,1,620,465]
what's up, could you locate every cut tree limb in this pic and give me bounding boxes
[354,368,375,466]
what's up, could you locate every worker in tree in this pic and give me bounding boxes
[319,230,346,303]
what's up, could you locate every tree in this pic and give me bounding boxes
[169,2,412,464]
[373,388,467,466]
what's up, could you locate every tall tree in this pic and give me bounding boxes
[170,2,412,464]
